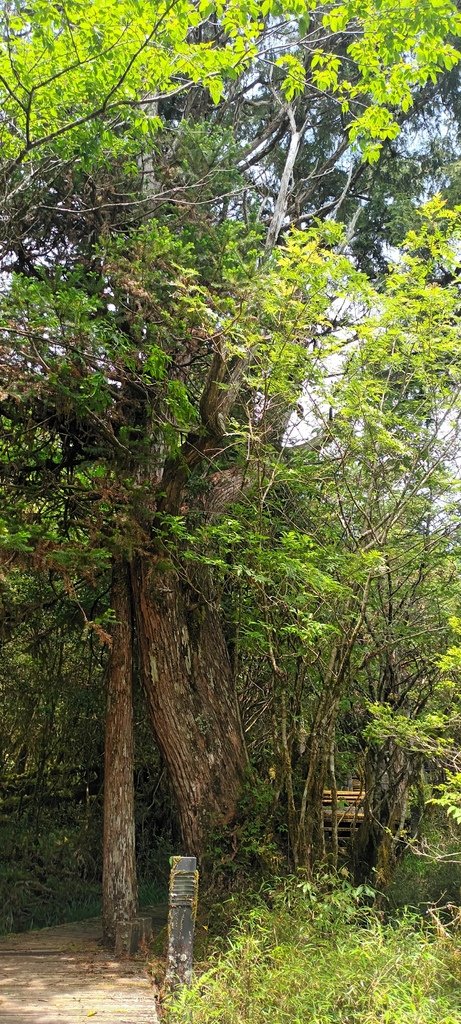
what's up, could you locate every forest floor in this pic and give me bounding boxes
[0,909,166,1023]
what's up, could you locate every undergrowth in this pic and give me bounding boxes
[0,806,167,934]
[166,875,461,1024]
[386,816,461,914]
[0,810,100,934]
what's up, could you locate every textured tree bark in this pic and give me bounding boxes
[102,559,138,947]
[352,741,410,884]
[132,556,248,856]
[296,689,340,871]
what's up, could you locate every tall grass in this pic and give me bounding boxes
[167,876,461,1024]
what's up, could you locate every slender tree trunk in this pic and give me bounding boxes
[279,687,299,869]
[297,689,340,871]
[102,559,138,947]
[131,556,248,856]
[297,728,328,872]
[329,737,339,870]
[265,105,303,251]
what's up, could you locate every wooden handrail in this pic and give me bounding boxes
[322,786,365,837]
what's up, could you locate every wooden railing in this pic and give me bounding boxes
[322,787,364,838]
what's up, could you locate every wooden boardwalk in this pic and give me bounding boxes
[323,787,365,839]
[0,914,163,1023]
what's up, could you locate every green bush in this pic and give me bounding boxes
[0,806,167,934]
[386,850,461,914]
[167,876,461,1024]
[0,808,102,934]
[385,817,461,914]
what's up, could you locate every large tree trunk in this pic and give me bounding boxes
[102,559,138,947]
[131,556,248,856]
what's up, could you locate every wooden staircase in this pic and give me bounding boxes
[323,785,364,841]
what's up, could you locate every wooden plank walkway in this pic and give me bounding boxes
[0,913,164,1023]
[323,787,365,838]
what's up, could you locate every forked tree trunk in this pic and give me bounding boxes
[296,693,339,871]
[131,556,248,856]
[102,559,138,946]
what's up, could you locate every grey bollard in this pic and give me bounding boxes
[165,855,198,988]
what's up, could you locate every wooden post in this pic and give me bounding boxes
[165,856,198,988]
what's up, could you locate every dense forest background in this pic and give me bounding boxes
[2,0,461,963]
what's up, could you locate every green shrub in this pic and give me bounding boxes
[0,809,102,933]
[167,876,461,1024]
[386,817,461,914]
[0,808,167,934]
[386,850,461,914]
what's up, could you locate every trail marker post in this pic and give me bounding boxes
[165,855,198,988]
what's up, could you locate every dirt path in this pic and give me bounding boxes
[0,911,166,1023]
